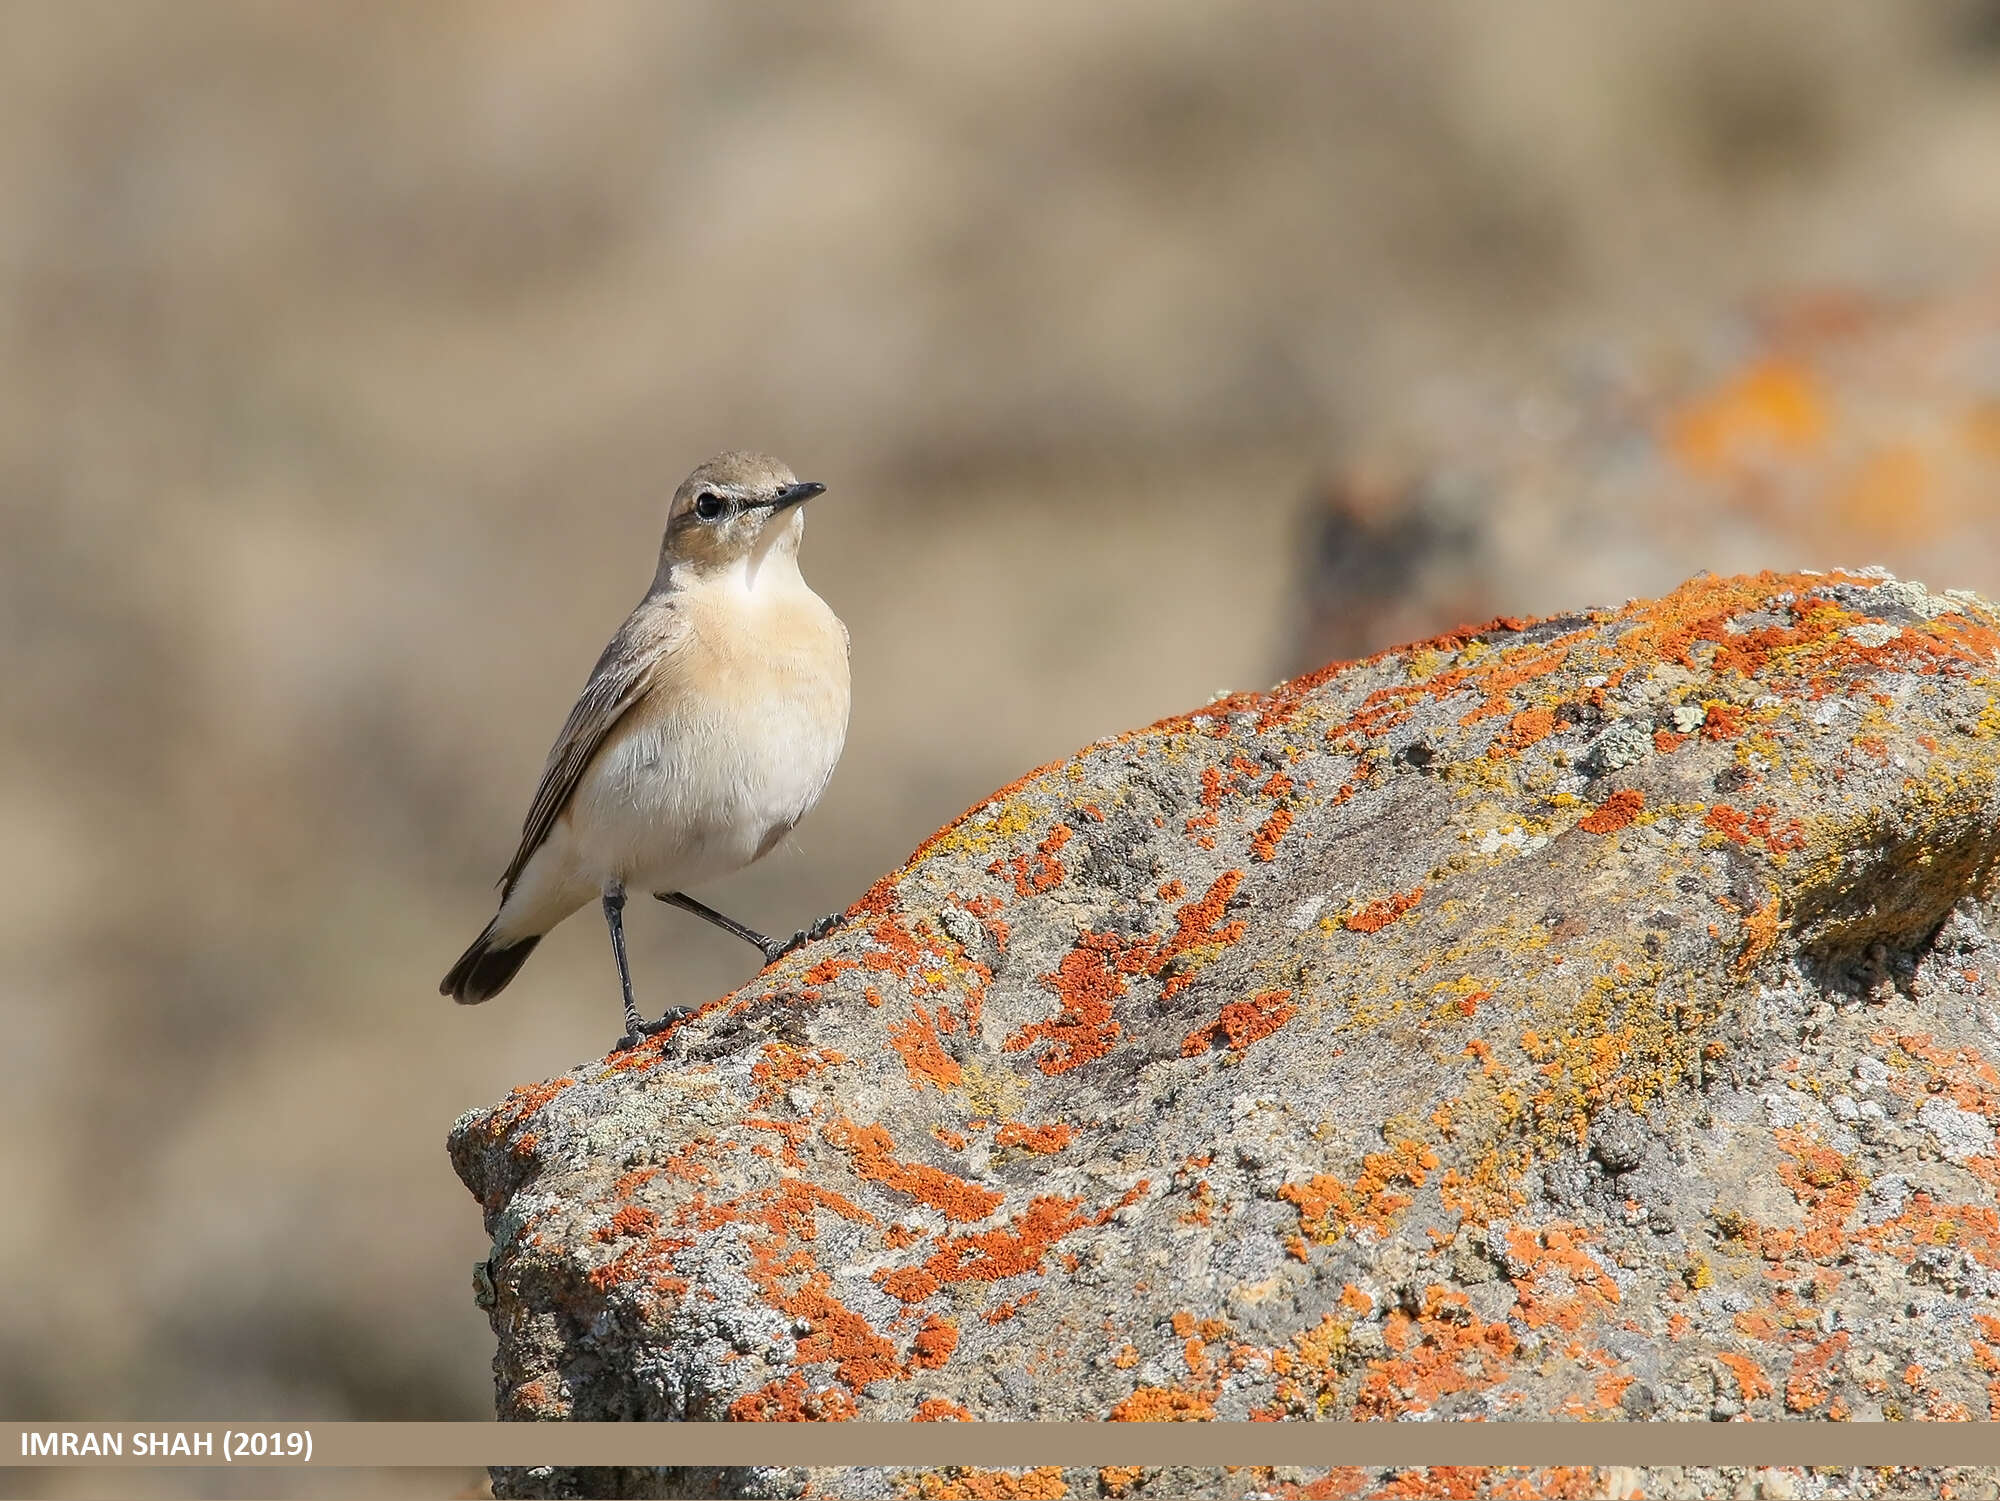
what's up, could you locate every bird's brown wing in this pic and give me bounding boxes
[500,598,686,896]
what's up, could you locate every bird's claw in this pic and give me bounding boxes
[760,912,845,965]
[615,1006,691,1054]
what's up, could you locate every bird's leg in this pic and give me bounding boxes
[655,891,845,965]
[654,890,785,960]
[606,883,689,1050]
[603,883,643,1046]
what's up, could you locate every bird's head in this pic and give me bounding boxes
[657,451,826,586]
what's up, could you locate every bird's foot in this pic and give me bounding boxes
[760,912,846,965]
[615,1005,692,1054]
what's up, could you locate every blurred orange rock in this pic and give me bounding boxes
[1290,280,2000,673]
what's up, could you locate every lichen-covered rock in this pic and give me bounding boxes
[451,570,2000,1501]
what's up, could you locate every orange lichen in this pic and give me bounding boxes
[730,1372,859,1422]
[860,915,935,984]
[735,1177,876,1241]
[1888,1032,2000,1123]
[877,1267,942,1304]
[595,1205,659,1242]
[1702,703,1745,740]
[1346,886,1423,933]
[1456,647,1573,727]
[994,1121,1075,1155]
[908,1314,958,1370]
[1490,707,1557,759]
[1704,803,1805,853]
[825,1119,1004,1223]
[652,1137,723,1185]
[1716,1352,1772,1404]
[1504,1226,1620,1332]
[488,1075,575,1144]
[912,1397,974,1421]
[803,956,860,987]
[731,1204,903,1395]
[1005,931,1132,1075]
[611,1165,662,1198]
[923,1196,1090,1285]
[1154,870,1249,998]
[1006,871,1251,1074]
[1576,789,1643,835]
[907,1469,1068,1500]
[991,824,1074,897]
[793,1296,902,1391]
[1280,1139,1438,1245]
[506,1378,557,1419]
[749,1044,840,1112]
[1180,989,1297,1056]
[1353,1286,1520,1419]
[888,1004,964,1092]
[1705,804,1751,843]
[1735,898,1784,975]
[1784,1331,1849,1413]
[983,1289,1041,1325]
[744,1116,811,1171]
[1653,728,1689,754]
[1251,805,1295,861]
[1903,1362,1974,1422]
[1108,1386,1216,1422]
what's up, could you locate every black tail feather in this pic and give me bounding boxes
[441,922,540,1005]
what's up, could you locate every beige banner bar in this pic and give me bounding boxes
[4,1421,1997,1469]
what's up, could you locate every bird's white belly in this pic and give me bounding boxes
[565,666,846,895]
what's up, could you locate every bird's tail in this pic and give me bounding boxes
[440,919,541,1005]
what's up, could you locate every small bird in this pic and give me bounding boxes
[441,451,851,1049]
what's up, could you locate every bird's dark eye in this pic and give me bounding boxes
[693,491,726,522]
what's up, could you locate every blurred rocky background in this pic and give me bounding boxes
[3,2,2000,1495]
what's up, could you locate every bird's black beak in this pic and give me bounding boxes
[766,481,826,513]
